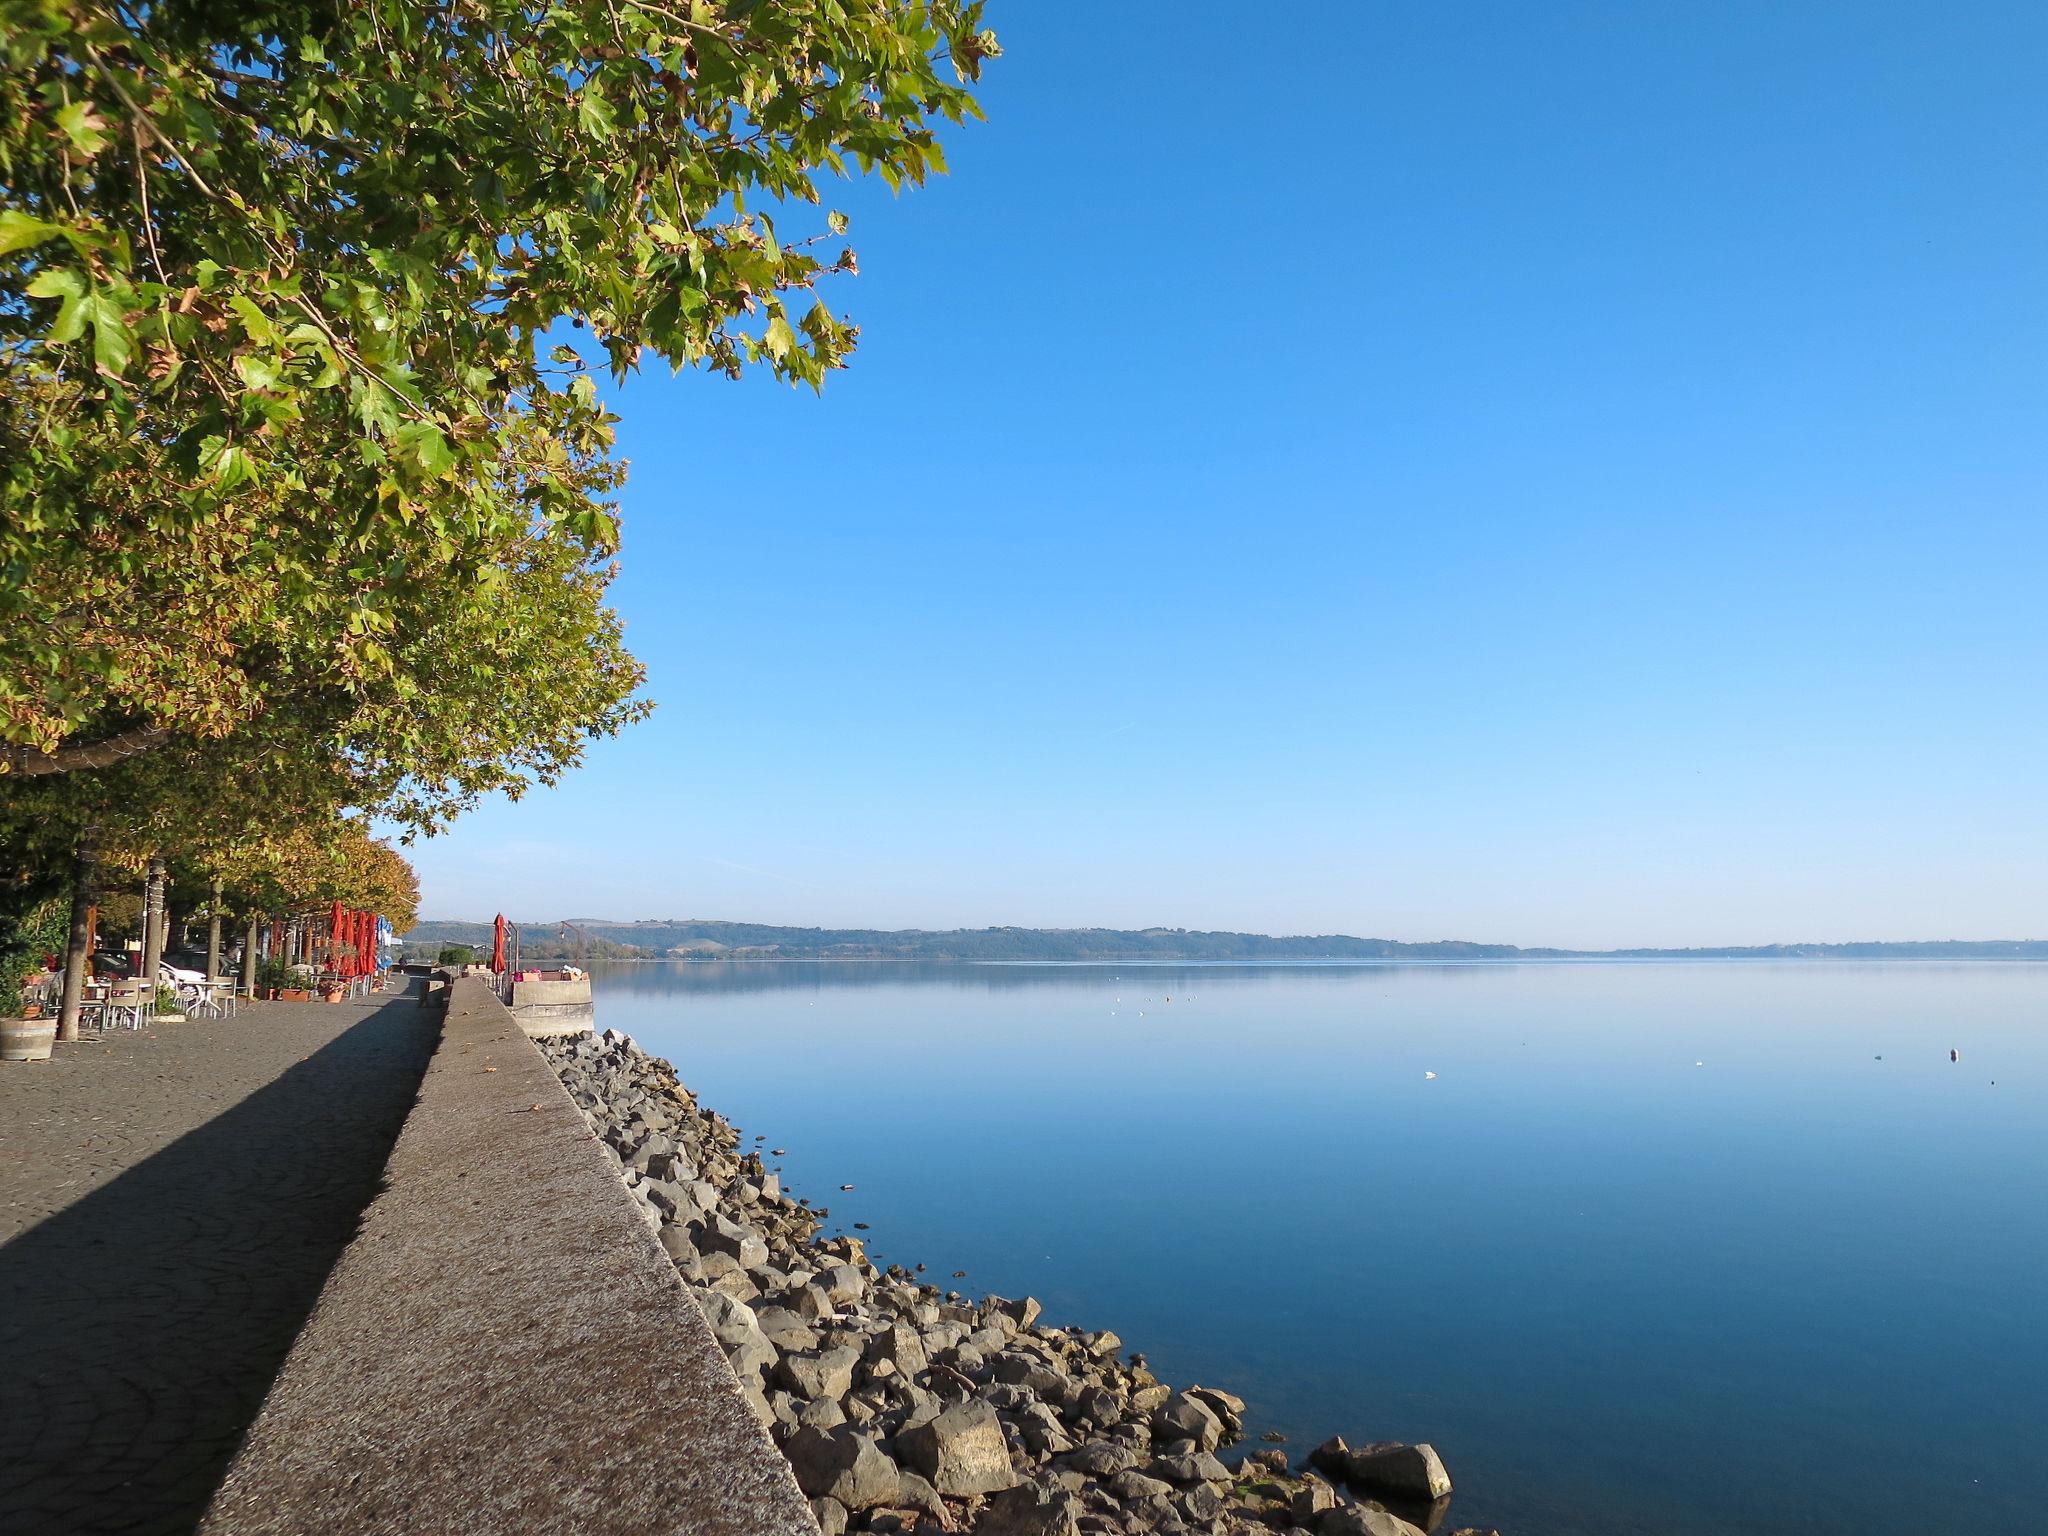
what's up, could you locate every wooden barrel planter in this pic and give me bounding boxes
[2,1018,58,1062]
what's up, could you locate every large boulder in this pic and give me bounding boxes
[1345,1443,1452,1501]
[896,1398,1017,1496]
[781,1426,901,1511]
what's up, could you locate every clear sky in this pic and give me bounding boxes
[408,0,2048,948]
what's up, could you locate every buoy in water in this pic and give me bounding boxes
[1951,1048,1960,1063]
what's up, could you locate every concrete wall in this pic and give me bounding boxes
[202,977,817,1536]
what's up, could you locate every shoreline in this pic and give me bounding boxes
[540,1028,1494,1536]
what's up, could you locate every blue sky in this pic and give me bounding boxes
[409,1,2048,947]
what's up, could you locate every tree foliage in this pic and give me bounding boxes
[0,0,995,827]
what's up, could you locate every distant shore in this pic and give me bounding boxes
[399,917,2048,967]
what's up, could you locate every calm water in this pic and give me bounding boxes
[587,960,2048,1536]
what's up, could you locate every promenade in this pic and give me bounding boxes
[0,988,435,1536]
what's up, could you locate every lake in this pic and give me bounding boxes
[585,959,2048,1535]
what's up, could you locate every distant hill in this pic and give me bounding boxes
[397,918,2048,964]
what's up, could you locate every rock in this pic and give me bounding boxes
[1320,1505,1427,1536]
[896,1398,1018,1496]
[754,1306,821,1353]
[980,1479,1083,1536]
[782,1426,901,1511]
[1109,1470,1175,1500]
[867,1321,929,1379]
[1307,1437,1351,1477]
[991,1294,1044,1329]
[1151,1451,1231,1486]
[1289,1477,1338,1523]
[1344,1443,1452,1502]
[1062,1442,1142,1477]
[1187,1385,1246,1422]
[798,1397,848,1430]
[811,1497,848,1536]
[777,1344,861,1402]
[1176,1483,1226,1522]
[701,1214,769,1268]
[1153,1392,1224,1453]
[893,1470,950,1522]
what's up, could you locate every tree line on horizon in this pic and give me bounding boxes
[398,918,2048,963]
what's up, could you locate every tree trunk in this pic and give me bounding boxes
[140,868,161,987]
[207,878,223,981]
[56,836,97,1043]
[140,857,166,986]
[242,914,260,996]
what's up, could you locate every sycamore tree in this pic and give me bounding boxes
[0,0,996,812]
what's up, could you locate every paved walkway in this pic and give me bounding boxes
[0,988,437,1536]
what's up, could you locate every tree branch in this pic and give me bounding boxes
[3,723,173,776]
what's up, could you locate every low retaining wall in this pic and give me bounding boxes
[202,976,816,1536]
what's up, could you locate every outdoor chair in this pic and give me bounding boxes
[102,977,152,1030]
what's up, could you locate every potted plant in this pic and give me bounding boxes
[2,897,66,1062]
[153,983,187,1023]
[255,954,291,1000]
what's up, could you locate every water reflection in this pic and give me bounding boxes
[589,959,2048,1536]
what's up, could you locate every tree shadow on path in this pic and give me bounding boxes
[0,1002,437,1536]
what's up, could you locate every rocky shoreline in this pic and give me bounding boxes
[540,1030,1498,1536]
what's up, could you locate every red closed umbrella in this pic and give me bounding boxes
[491,913,506,973]
[328,901,345,974]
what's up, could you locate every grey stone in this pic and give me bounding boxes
[867,1320,928,1378]
[1289,1477,1339,1522]
[810,1496,848,1536]
[753,1306,821,1353]
[797,1397,848,1430]
[777,1345,861,1402]
[1150,1450,1230,1485]
[1186,1384,1245,1422]
[979,1479,1083,1536]
[896,1397,1018,1496]
[1321,1505,1428,1536]
[990,1294,1044,1330]
[1344,1443,1452,1501]
[701,1215,769,1268]
[1109,1470,1176,1500]
[1152,1391,1223,1453]
[1307,1436,1352,1477]
[1063,1441,1141,1477]
[782,1426,900,1511]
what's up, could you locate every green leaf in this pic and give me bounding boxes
[0,210,67,257]
[53,100,112,158]
[577,90,617,139]
[827,210,849,236]
[394,421,458,476]
[26,267,87,343]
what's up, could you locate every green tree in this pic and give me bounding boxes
[1,0,995,800]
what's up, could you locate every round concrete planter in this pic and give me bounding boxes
[2,1017,58,1061]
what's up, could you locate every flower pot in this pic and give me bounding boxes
[320,983,345,1004]
[278,988,313,1003]
[263,988,280,1000]
[3,1017,58,1062]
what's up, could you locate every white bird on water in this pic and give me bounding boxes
[1424,1070,1437,1080]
